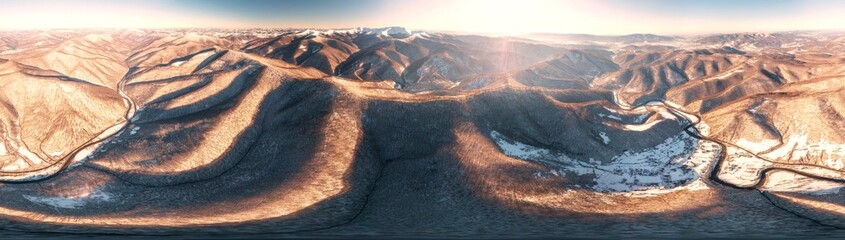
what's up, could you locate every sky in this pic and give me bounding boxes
[0,0,843,35]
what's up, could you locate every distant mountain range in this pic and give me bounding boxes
[0,27,843,237]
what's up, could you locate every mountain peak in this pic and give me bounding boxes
[360,26,411,36]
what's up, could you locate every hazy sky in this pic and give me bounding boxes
[0,0,843,35]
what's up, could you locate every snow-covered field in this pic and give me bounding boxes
[491,130,719,196]
[717,146,773,187]
[718,145,845,194]
[761,134,845,169]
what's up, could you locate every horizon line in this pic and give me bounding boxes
[1,26,843,37]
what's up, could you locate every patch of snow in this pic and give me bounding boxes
[598,113,623,121]
[717,146,773,187]
[172,50,214,67]
[129,126,140,135]
[599,132,610,144]
[622,120,663,131]
[300,30,319,36]
[412,32,431,39]
[736,138,781,153]
[69,147,96,168]
[362,26,411,36]
[131,108,143,122]
[633,114,650,123]
[1,158,28,171]
[761,170,844,195]
[0,141,7,156]
[611,91,633,109]
[761,132,845,167]
[604,100,687,132]
[22,188,113,209]
[748,101,763,114]
[737,43,758,52]
[712,67,744,80]
[23,195,86,209]
[491,131,550,160]
[69,121,129,167]
[2,121,45,165]
[16,144,43,165]
[299,27,416,37]
[798,140,845,167]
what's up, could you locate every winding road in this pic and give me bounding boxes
[657,102,845,189]
[655,100,845,229]
[0,71,137,183]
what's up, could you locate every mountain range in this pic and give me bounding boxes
[0,27,843,238]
